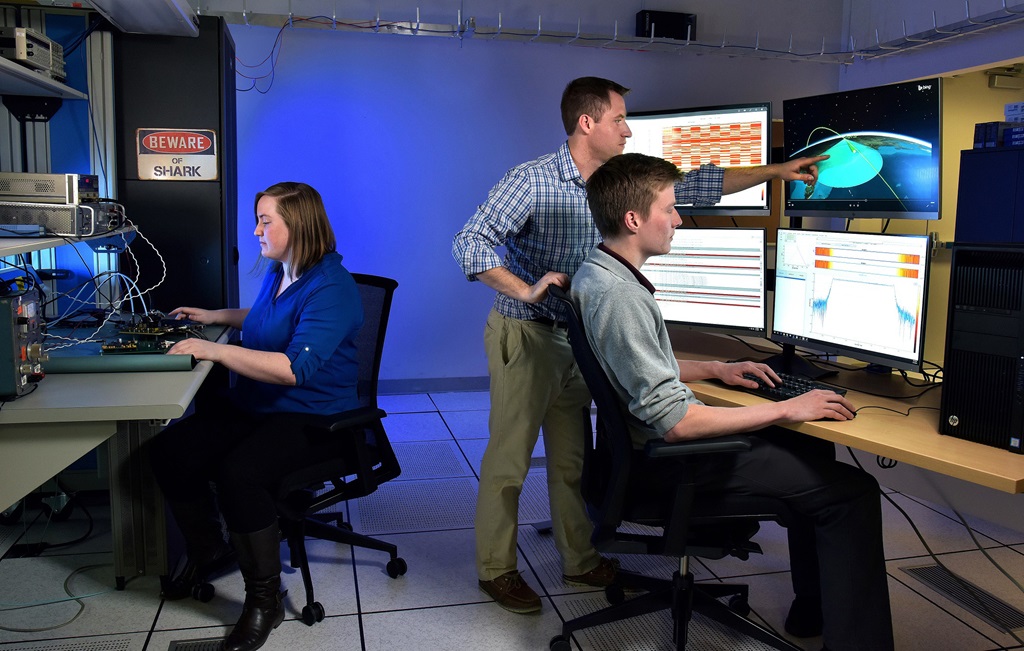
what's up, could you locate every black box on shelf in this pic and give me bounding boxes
[635,10,696,41]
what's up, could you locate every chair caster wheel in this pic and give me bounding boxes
[386,557,408,578]
[0,500,24,525]
[301,601,325,626]
[192,581,215,603]
[604,583,625,605]
[549,634,572,651]
[728,594,750,616]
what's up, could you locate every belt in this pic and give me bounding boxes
[529,316,568,329]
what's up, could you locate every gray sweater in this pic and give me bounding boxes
[571,247,702,447]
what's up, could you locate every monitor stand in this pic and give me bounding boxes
[761,343,837,380]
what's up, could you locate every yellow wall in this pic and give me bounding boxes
[845,71,1024,369]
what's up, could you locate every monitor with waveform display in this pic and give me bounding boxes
[641,227,767,336]
[769,228,931,377]
[782,78,941,220]
[624,102,772,217]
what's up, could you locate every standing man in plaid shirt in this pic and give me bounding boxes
[452,76,826,614]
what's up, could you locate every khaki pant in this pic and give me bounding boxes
[475,309,599,581]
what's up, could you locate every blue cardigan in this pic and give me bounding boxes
[232,251,364,416]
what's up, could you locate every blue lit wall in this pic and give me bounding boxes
[227,24,836,390]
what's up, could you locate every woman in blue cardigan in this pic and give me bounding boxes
[151,181,364,651]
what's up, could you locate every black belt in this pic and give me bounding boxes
[529,316,568,329]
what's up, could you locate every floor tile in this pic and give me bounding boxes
[378,393,437,413]
[882,492,1008,560]
[0,632,151,650]
[382,411,454,442]
[392,440,475,480]
[441,409,490,440]
[355,528,482,613]
[892,547,1024,649]
[362,600,563,651]
[899,493,1024,547]
[428,391,490,412]
[0,553,161,643]
[349,476,478,535]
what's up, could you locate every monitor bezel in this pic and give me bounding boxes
[781,78,942,221]
[769,228,932,374]
[626,101,773,217]
[645,226,768,338]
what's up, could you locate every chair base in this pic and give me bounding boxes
[283,515,407,626]
[553,568,802,651]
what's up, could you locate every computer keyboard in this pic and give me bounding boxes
[740,372,847,402]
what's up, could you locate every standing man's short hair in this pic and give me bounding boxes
[560,77,631,136]
[586,153,682,238]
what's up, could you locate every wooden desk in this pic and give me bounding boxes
[672,331,1024,495]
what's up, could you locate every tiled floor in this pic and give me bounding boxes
[3,390,1024,650]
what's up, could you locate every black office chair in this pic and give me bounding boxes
[547,286,800,651]
[275,273,407,627]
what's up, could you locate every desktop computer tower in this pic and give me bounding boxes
[112,15,238,312]
[939,243,1024,452]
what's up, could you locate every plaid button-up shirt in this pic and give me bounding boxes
[453,141,724,321]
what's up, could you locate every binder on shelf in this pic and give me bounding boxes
[973,121,1024,148]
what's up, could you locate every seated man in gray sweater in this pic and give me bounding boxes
[571,152,894,651]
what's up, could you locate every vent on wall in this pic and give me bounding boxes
[89,0,200,37]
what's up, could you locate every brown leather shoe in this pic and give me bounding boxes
[563,556,620,587]
[478,570,541,614]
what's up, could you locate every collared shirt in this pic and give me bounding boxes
[572,246,698,444]
[452,141,725,321]
[597,242,656,293]
[233,251,363,416]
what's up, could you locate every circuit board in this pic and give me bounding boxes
[101,319,205,355]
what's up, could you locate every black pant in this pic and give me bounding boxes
[150,400,347,533]
[644,427,893,651]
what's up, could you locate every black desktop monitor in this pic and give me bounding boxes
[769,228,931,378]
[642,227,767,336]
[625,102,772,217]
[782,78,941,220]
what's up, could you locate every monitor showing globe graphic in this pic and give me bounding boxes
[783,79,941,220]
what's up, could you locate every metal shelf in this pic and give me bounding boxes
[0,226,135,258]
[0,56,86,100]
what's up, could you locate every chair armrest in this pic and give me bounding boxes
[644,436,752,459]
[311,406,387,433]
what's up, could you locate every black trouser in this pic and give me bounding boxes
[150,401,346,534]
[645,427,893,651]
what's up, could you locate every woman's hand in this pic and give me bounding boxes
[167,338,223,362]
[168,307,219,325]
